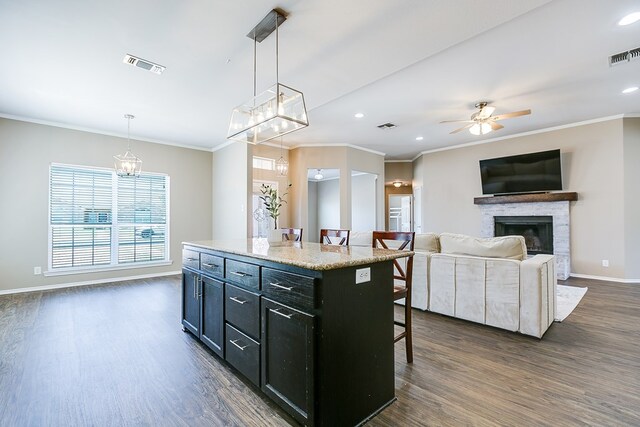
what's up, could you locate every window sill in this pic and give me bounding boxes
[44,260,173,277]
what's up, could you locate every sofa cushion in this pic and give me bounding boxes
[415,232,440,253]
[439,233,527,261]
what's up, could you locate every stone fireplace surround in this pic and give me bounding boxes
[475,193,577,280]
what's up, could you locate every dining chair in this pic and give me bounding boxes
[372,231,416,363]
[281,228,303,242]
[319,229,350,246]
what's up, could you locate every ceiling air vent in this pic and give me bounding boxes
[377,122,397,130]
[123,54,166,75]
[609,47,640,67]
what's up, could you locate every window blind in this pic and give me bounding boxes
[49,164,169,271]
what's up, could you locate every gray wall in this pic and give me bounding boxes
[0,118,212,292]
[307,181,318,242]
[317,179,341,235]
[413,118,635,280]
[624,118,640,279]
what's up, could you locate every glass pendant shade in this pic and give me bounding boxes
[114,114,142,177]
[276,156,289,177]
[114,151,142,177]
[469,122,493,136]
[228,83,308,144]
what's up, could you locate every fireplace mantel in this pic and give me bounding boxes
[474,192,578,205]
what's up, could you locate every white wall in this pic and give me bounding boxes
[624,118,640,279]
[212,142,251,239]
[307,181,318,242]
[0,118,212,292]
[317,179,341,235]
[351,173,377,231]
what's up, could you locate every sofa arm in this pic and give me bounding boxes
[519,255,556,338]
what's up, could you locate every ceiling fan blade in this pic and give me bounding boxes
[489,121,504,131]
[439,119,474,123]
[450,123,474,134]
[492,109,531,121]
[477,106,495,119]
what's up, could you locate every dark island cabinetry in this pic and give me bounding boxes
[182,241,406,426]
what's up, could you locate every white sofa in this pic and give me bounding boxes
[349,231,556,338]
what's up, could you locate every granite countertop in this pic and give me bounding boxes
[183,239,413,271]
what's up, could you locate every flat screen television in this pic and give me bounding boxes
[479,149,562,195]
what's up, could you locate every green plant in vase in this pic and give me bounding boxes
[259,183,291,229]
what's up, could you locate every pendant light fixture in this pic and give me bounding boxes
[114,114,142,177]
[275,137,288,177]
[228,9,309,144]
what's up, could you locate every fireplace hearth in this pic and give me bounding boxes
[494,216,553,255]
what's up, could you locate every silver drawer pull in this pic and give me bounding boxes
[186,257,198,261]
[229,271,251,278]
[270,308,293,319]
[202,262,219,268]
[230,339,248,351]
[229,296,246,305]
[269,282,293,291]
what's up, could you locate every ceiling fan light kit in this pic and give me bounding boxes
[227,9,309,144]
[441,101,530,136]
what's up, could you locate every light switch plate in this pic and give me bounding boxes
[355,267,371,284]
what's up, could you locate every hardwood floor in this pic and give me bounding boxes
[1,276,638,426]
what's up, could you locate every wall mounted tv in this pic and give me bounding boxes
[479,149,562,195]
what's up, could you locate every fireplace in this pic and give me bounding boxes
[494,216,553,255]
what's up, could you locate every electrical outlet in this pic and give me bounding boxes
[602,260,609,267]
[34,266,42,275]
[355,267,371,284]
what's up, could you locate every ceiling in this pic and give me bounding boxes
[1,0,639,160]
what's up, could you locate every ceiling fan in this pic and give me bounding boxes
[440,102,531,135]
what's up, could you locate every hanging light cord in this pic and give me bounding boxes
[275,13,279,84]
[253,31,257,97]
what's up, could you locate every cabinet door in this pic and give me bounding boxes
[261,298,315,426]
[182,269,200,336]
[200,275,224,357]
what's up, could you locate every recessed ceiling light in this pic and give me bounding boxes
[622,86,639,94]
[354,113,364,118]
[415,136,424,141]
[618,12,640,26]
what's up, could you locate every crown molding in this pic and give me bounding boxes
[384,159,413,163]
[288,143,386,156]
[0,113,214,152]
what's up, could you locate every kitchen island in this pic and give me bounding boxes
[181,239,412,426]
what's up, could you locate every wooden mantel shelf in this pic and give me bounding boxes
[474,192,578,205]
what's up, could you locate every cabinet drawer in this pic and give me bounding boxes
[182,249,200,270]
[262,268,316,312]
[201,254,224,278]
[225,259,260,290]
[225,323,260,387]
[225,283,260,340]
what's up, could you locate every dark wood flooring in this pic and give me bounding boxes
[0,276,638,426]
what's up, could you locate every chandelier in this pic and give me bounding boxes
[228,9,308,144]
[114,114,142,177]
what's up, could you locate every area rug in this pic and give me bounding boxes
[555,285,588,322]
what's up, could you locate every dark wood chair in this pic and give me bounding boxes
[281,228,303,242]
[372,231,415,363]
[320,229,350,246]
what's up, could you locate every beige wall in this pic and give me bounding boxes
[414,119,629,279]
[289,146,385,239]
[212,142,251,239]
[624,118,640,279]
[0,118,212,292]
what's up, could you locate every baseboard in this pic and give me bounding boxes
[0,270,182,296]
[569,273,640,284]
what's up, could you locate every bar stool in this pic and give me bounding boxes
[281,228,303,242]
[319,229,350,246]
[372,231,415,363]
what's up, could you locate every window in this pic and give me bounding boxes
[253,156,275,171]
[49,164,169,272]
